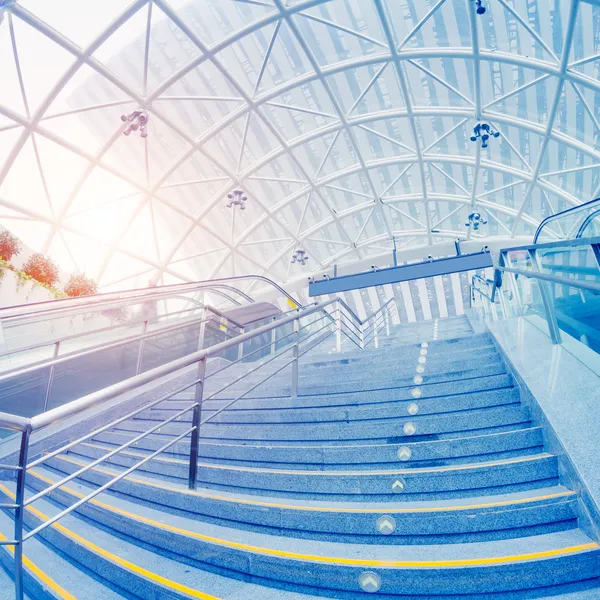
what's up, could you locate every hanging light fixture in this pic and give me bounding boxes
[121,110,149,138]
[471,0,486,14]
[226,189,248,209]
[465,212,488,231]
[470,122,499,148]
[291,249,309,265]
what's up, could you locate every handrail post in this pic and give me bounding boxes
[270,317,277,356]
[528,249,562,344]
[374,317,379,349]
[335,300,341,353]
[291,318,299,400]
[14,425,31,600]
[135,321,148,375]
[360,323,365,350]
[43,341,61,413]
[385,306,390,336]
[237,328,245,361]
[197,308,207,351]
[188,357,206,490]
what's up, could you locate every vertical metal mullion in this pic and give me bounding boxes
[291,318,299,400]
[188,357,206,490]
[43,341,60,413]
[335,301,341,353]
[14,426,31,600]
[135,321,148,375]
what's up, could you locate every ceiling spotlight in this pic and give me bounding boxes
[226,189,247,209]
[470,122,499,148]
[291,249,309,265]
[121,110,149,138]
[465,212,488,231]
[472,0,486,14]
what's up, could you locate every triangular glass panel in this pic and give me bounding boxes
[47,231,80,276]
[66,166,141,215]
[293,129,358,180]
[0,126,25,171]
[325,63,400,115]
[539,149,600,202]
[157,178,230,218]
[553,82,600,148]
[93,4,151,95]
[404,59,474,108]
[374,163,416,199]
[162,146,229,188]
[19,0,129,48]
[101,249,157,287]
[145,3,202,93]
[42,63,138,155]
[33,134,90,215]
[174,0,277,50]
[0,135,53,218]
[215,20,314,98]
[65,192,143,246]
[145,114,194,186]
[250,152,309,187]
[101,122,148,181]
[119,201,161,264]
[10,14,77,113]
[388,0,472,50]
[153,96,245,142]
[295,1,386,68]
[479,0,560,64]
[59,229,108,280]
[0,17,27,117]
[351,119,414,163]
[237,111,283,173]
[484,72,559,126]
[321,182,372,214]
[417,116,472,157]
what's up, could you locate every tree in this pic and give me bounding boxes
[22,253,59,287]
[0,230,22,262]
[64,273,98,297]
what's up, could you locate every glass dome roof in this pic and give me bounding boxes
[0,0,598,290]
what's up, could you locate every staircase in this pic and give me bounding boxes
[1,315,600,599]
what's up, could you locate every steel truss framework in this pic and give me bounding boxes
[0,0,599,294]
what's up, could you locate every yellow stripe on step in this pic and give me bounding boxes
[0,531,77,600]
[54,454,576,514]
[21,474,599,569]
[80,442,554,476]
[0,485,220,600]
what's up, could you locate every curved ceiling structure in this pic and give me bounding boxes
[0,0,599,292]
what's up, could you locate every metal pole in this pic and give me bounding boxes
[385,306,390,336]
[135,321,148,375]
[291,318,299,400]
[197,307,207,351]
[528,249,562,344]
[360,322,365,350]
[43,341,60,413]
[14,426,31,600]
[374,320,379,348]
[335,301,341,353]
[237,328,245,361]
[188,357,206,490]
[270,317,277,356]
[502,253,525,317]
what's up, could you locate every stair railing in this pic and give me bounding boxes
[473,236,600,349]
[0,291,404,599]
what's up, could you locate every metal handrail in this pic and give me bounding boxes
[0,302,244,365]
[0,275,302,323]
[473,236,600,346]
[534,197,600,243]
[0,289,399,599]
